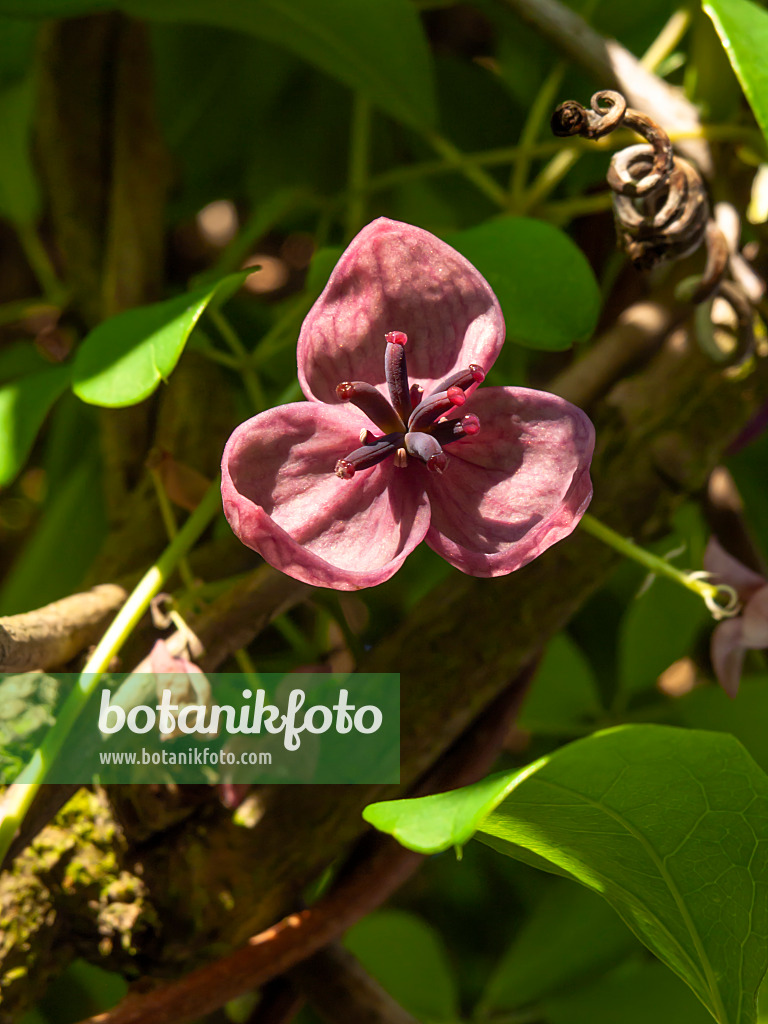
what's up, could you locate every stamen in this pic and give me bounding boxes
[432,414,481,446]
[335,433,402,479]
[404,430,448,473]
[394,447,408,468]
[430,364,485,395]
[336,381,403,433]
[407,386,466,432]
[384,332,411,425]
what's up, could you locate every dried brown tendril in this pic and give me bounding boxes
[552,89,761,364]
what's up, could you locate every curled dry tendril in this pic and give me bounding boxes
[551,89,760,364]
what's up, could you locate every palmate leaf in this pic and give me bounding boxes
[364,725,768,1024]
[0,0,436,131]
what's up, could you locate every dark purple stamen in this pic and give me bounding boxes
[384,331,411,425]
[336,381,403,433]
[334,334,483,479]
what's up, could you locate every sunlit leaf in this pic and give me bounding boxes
[0,366,70,485]
[366,726,768,1024]
[705,0,768,149]
[446,218,601,351]
[71,271,249,407]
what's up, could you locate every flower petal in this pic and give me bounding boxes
[221,402,431,590]
[298,218,505,405]
[710,618,747,698]
[703,537,766,599]
[423,386,594,576]
[742,585,768,648]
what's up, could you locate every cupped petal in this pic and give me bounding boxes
[742,585,768,648]
[222,402,431,590]
[298,218,505,405]
[703,537,766,599]
[423,386,594,576]
[710,618,747,698]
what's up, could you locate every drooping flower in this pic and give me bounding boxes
[703,538,768,697]
[222,218,595,591]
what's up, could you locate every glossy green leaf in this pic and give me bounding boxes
[363,763,545,855]
[71,271,249,407]
[366,726,768,1024]
[478,727,768,1024]
[345,910,459,1022]
[0,0,436,131]
[446,218,601,351]
[705,0,768,149]
[478,880,640,1014]
[0,366,70,485]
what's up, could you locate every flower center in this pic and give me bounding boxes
[334,332,484,479]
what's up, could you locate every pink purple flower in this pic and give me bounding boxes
[221,218,595,591]
[703,538,768,696]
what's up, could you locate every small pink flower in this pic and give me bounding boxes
[703,538,768,697]
[222,218,595,591]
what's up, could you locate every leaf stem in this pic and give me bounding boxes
[209,307,265,410]
[0,478,222,866]
[423,131,509,207]
[580,513,739,618]
[509,61,568,210]
[16,223,66,304]
[345,94,372,240]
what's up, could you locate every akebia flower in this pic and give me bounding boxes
[703,538,768,697]
[222,218,595,591]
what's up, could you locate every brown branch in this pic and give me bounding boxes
[77,672,533,1024]
[289,944,420,1024]
[0,584,127,672]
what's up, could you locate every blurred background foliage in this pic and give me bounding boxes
[1,0,768,1020]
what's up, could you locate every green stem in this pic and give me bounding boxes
[209,307,265,411]
[509,61,568,210]
[16,223,65,304]
[148,465,198,593]
[345,94,372,240]
[0,479,222,866]
[580,513,737,616]
[641,6,692,72]
[423,131,508,208]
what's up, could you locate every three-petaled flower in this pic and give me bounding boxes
[703,538,768,697]
[222,218,595,591]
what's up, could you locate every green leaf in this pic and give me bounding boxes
[542,958,715,1024]
[363,762,545,855]
[705,0,768,149]
[366,726,768,1024]
[71,271,249,407]
[477,726,768,1024]
[518,631,602,733]
[0,75,40,225]
[478,880,640,1014]
[0,366,70,485]
[446,217,601,352]
[0,0,436,131]
[618,578,709,695]
[345,910,459,1023]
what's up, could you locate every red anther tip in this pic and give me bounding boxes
[334,459,355,480]
[461,415,480,435]
[385,331,408,346]
[469,364,485,383]
[427,452,448,474]
[336,382,355,400]
[447,386,466,406]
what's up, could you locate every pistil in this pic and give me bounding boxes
[334,333,483,479]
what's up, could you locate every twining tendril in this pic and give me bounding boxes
[551,89,761,365]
